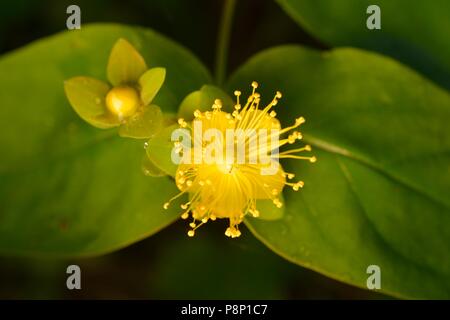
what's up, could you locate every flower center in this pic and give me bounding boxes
[105,86,140,119]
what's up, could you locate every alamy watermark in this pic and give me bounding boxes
[366,265,381,290]
[366,5,381,30]
[66,264,81,290]
[66,5,81,30]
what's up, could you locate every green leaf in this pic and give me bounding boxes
[64,76,119,129]
[0,23,211,257]
[227,46,450,298]
[118,104,163,139]
[107,38,148,86]
[177,85,234,120]
[146,124,180,177]
[277,0,450,89]
[139,67,166,106]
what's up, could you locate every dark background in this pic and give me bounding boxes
[0,0,386,299]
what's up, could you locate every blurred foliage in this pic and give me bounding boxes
[0,220,386,299]
[0,0,326,75]
[277,0,450,89]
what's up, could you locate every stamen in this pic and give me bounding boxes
[234,90,241,108]
[291,181,304,191]
[178,118,187,128]
[181,212,189,219]
[273,198,283,208]
[212,99,222,110]
[296,117,305,125]
[180,201,190,209]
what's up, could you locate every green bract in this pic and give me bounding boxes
[64,38,166,139]
[146,123,179,177]
[177,85,234,120]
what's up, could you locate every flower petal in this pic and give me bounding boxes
[239,160,286,199]
[107,38,147,86]
[119,104,163,139]
[139,67,166,106]
[64,76,120,128]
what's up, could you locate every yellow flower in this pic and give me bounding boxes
[164,81,316,238]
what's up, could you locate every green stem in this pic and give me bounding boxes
[214,0,237,86]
